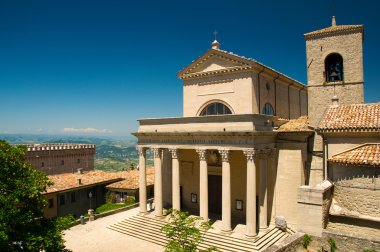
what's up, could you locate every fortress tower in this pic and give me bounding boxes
[304,17,364,184]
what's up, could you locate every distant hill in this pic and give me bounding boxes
[0,134,152,171]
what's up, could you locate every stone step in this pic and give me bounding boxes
[109,214,292,252]
[133,215,275,246]
[114,221,256,252]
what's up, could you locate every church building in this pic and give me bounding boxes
[132,17,379,246]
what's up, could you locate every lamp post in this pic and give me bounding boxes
[89,192,93,210]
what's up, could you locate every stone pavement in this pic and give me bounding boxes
[64,207,164,252]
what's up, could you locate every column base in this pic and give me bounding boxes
[259,226,270,231]
[138,211,148,216]
[245,233,258,239]
[220,228,233,235]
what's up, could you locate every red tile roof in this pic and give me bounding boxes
[106,168,154,190]
[329,144,380,166]
[45,170,128,194]
[277,116,313,132]
[317,103,380,132]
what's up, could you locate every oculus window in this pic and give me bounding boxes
[199,102,232,116]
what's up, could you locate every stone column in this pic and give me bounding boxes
[138,146,147,214]
[169,148,180,211]
[196,149,208,221]
[220,149,232,232]
[153,148,163,217]
[243,148,257,237]
[259,148,270,229]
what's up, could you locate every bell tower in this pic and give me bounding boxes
[305,16,364,128]
[304,17,364,185]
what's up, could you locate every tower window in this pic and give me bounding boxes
[325,53,344,82]
[41,162,44,167]
[199,102,232,116]
[262,103,275,116]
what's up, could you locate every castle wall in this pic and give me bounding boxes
[25,144,96,175]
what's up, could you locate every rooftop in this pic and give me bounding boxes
[277,116,313,132]
[304,16,363,40]
[106,168,154,190]
[317,102,380,133]
[329,144,380,166]
[45,170,128,194]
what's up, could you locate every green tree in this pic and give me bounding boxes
[302,234,312,249]
[161,209,218,252]
[0,140,73,251]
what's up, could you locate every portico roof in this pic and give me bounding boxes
[134,114,278,134]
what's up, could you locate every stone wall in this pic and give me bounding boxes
[333,178,380,218]
[297,180,332,236]
[322,227,380,251]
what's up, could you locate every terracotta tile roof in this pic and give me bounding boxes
[106,168,154,190]
[329,144,380,166]
[45,170,129,194]
[304,24,363,39]
[277,116,313,132]
[317,103,380,132]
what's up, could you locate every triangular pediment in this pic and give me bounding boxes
[177,49,253,78]
[191,56,244,73]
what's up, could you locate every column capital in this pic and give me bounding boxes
[152,148,162,158]
[268,147,276,158]
[219,149,231,162]
[243,148,257,162]
[196,149,207,161]
[258,148,272,159]
[137,146,147,157]
[169,148,180,159]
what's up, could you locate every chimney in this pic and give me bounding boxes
[77,178,82,185]
[332,95,339,107]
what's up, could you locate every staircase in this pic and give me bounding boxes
[108,214,295,252]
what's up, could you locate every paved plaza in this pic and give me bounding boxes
[64,207,164,252]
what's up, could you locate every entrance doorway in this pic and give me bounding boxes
[208,175,222,217]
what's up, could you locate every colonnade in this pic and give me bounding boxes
[138,146,274,237]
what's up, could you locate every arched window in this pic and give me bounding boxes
[325,53,344,82]
[262,103,275,115]
[199,102,232,116]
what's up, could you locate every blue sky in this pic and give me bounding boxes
[0,0,379,136]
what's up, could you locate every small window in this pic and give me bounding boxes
[70,192,76,203]
[325,53,344,82]
[61,160,64,165]
[48,198,54,208]
[59,195,65,206]
[199,102,232,116]
[262,103,275,115]
[41,162,45,168]
[77,159,80,164]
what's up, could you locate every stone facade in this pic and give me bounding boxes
[305,24,364,128]
[180,48,307,119]
[25,144,96,175]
